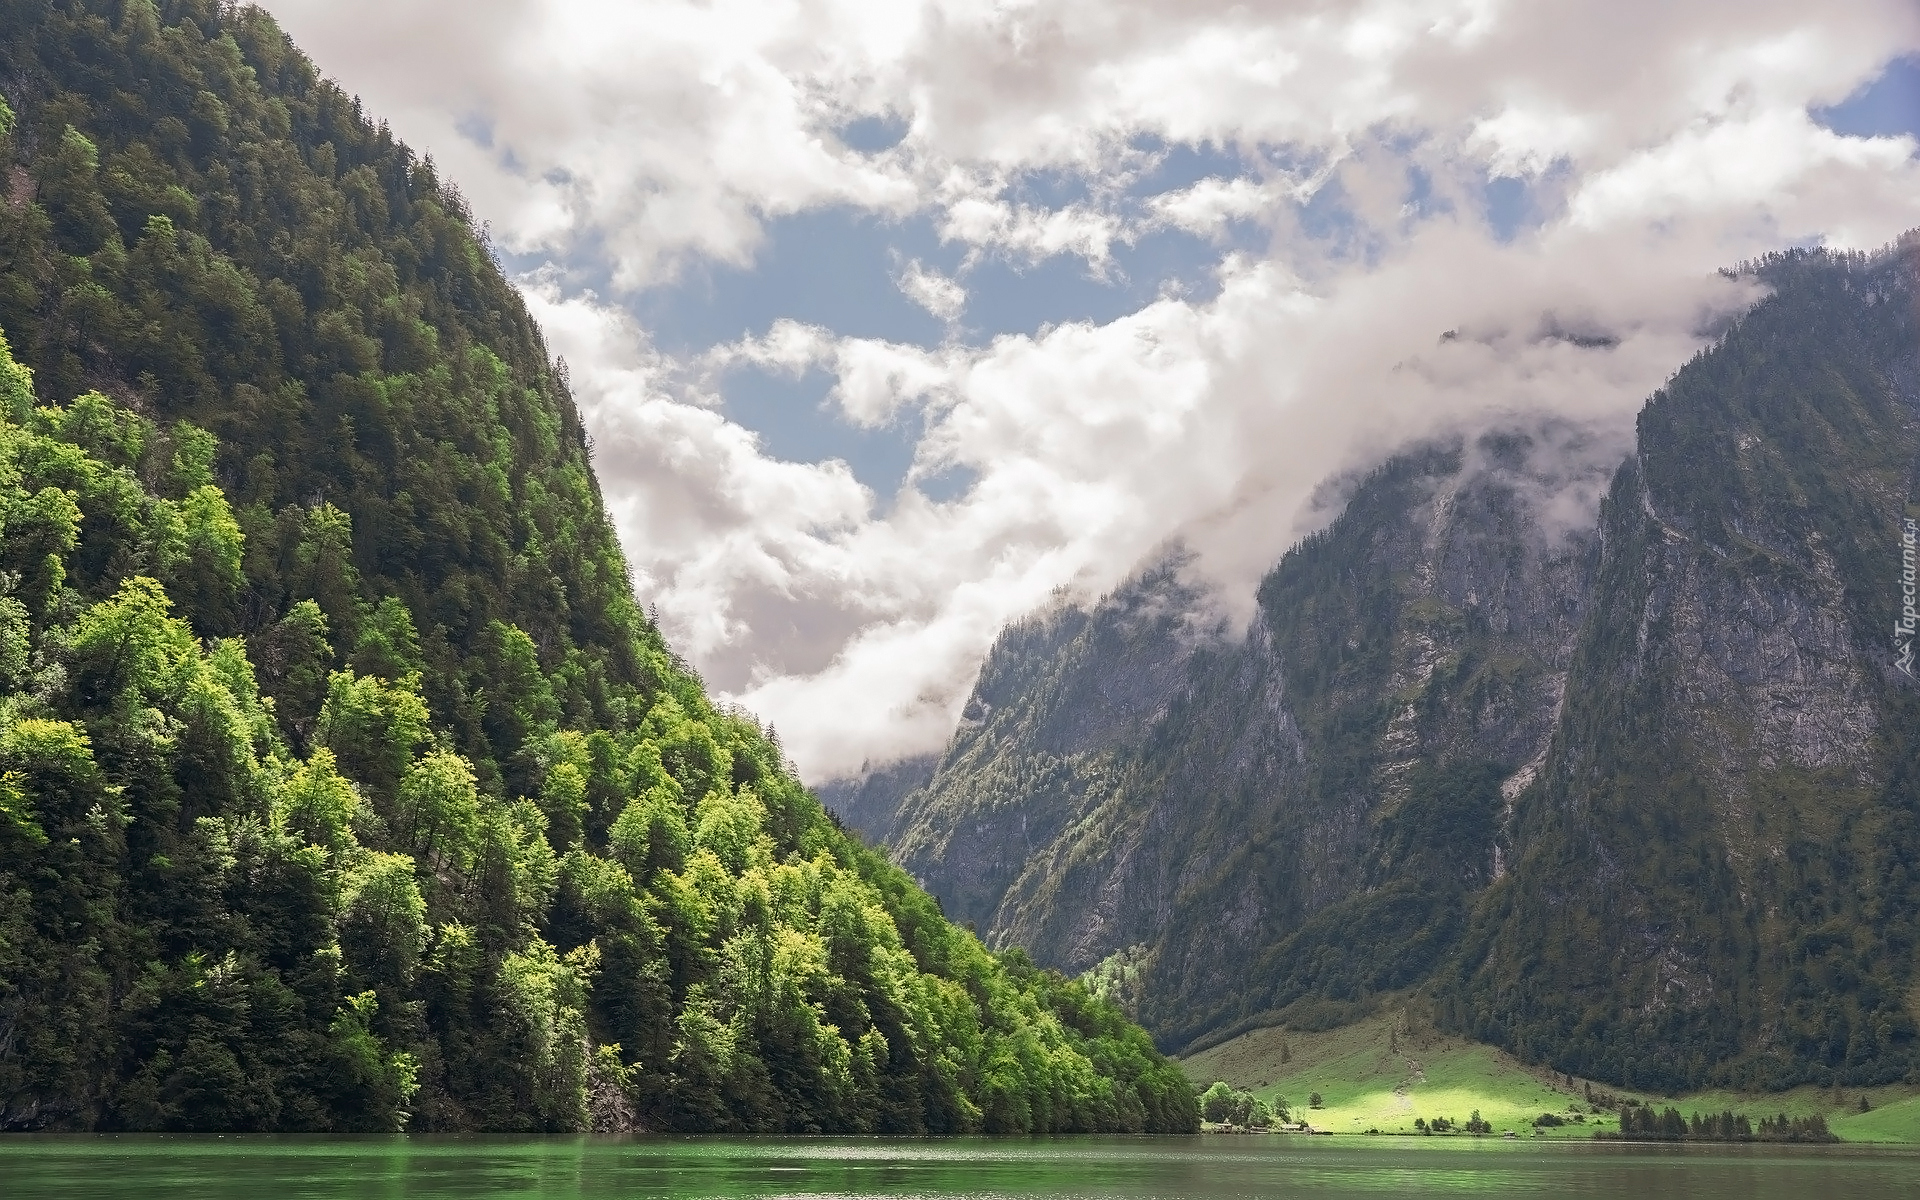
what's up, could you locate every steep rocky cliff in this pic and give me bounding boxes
[846,421,1613,1045]
[828,557,1220,933]
[836,239,1920,1090]
[1452,245,1920,1091]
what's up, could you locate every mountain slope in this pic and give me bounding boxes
[851,239,1920,1090]
[0,0,1195,1134]
[1452,246,1920,1091]
[863,426,1608,1045]
[835,557,1218,935]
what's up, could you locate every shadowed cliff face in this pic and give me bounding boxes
[856,425,1609,1046]
[832,558,1223,932]
[846,239,1920,1090]
[1457,245,1920,1092]
[816,752,939,847]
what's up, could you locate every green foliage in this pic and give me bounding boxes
[1200,1080,1278,1126]
[339,851,428,996]
[316,669,431,808]
[610,784,691,881]
[1599,1104,1834,1144]
[0,0,1190,1136]
[271,748,359,855]
[322,992,420,1132]
[1080,943,1150,1017]
[352,596,422,682]
[251,599,332,747]
[396,750,482,873]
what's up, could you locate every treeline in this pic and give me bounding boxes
[1600,1104,1836,1144]
[1414,1111,1492,1135]
[0,0,1196,1135]
[1198,1081,1286,1127]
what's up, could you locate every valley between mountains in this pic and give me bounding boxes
[1,0,1916,1145]
[829,237,1920,1101]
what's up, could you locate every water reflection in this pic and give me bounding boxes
[1,1135,1915,1199]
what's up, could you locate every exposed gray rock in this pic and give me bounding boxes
[839,241,1920,1091]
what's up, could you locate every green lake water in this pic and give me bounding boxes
[1,1135,1916,1198]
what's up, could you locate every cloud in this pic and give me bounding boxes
[1149,176,1298,238]
[1568,112,1917,231]
[895,259,968,322]
[539,225,1771,779]
[262,0,1915,278]
[258,0,1920,781]
[711,321,953,426]
[939,197,1127,267]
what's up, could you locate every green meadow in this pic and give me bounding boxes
[1179,1010,1920,1143]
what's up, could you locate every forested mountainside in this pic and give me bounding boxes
[0,0,1195,1134]
[844,240,1920,1093]
[1455,246,1920,1092]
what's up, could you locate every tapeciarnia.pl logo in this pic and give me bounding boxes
[1899,517,1917,678]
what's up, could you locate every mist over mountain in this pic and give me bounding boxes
[836,239,1920,1092]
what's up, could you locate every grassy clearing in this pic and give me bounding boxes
[1834,1094,1920,1143]
[1178,1009,1920,1142]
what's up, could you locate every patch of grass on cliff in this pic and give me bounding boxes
[1178,1009,1920,1142]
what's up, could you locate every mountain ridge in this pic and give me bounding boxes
[839,238,1920,1092]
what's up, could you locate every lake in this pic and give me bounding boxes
[1,1135,1915,1198]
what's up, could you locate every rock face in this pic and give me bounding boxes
[1456,245,1920,1091]
[851,428,1609,1044]
[835,240,1920,1090]
[829,557,1221,933]
[816,752,938,847]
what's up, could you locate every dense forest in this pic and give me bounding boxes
[0,0,1196,1133]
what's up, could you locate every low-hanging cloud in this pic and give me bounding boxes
[261,0,1920,782]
